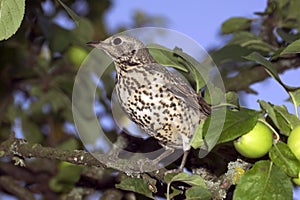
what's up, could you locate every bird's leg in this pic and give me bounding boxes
[165,134,191,174]
[176,134,191,172]
[152,147,190,172]
[164,150,190,174]
[178,150,189,172]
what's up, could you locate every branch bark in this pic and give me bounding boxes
[0,133,106,168]
[0,133,169,176]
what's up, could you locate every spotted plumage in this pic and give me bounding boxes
[87,35,211,171]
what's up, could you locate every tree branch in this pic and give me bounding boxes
[0,176,35,200]
[0,133,106,168]
[0,133,254,199]
[0,133,169,176]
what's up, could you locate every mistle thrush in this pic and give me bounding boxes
[87,35,211,171]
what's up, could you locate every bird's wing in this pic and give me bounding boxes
[145,63,210,113]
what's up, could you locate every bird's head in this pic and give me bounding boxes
[87,35,147,62]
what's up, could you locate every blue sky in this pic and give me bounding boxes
[103,0,300,197]
[105,0,300,116]
[105,0,266,49]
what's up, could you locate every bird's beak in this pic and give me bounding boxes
[86,41,111,52]
[86,41,101,48]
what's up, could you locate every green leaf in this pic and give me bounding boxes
[275,110,292,136]
[190,121,204,149]
[274,105,300,132]
[280,39,300,55]
[287,0,300,26]
[289,88,300,108]
[270,47,286,60]
[211,45,252,65]
[185,186,212,200]
[221,17,252,34]
[164,172,178,183]
[57,0,94,44]
[6,103,21,122]
[165,173,208,200]
[226,91,240,107]
[57,0,80,22]
[173,47,209,92]
[29,87,71,115]
[259,100,279,126]
[244,52,287,89]
[165,172,206,187]
[147,44,188,72]
[71,18,94,44]
[216,108,259,144]
[0,0,25,41]
[49,26,72,52]
[276,28,300,43]
[148,44,209,93]
[269,142,300,177]
[226,31,272,54]
[228,32,272,53]
[244,52,300,112]
[259,100,300,136]
[21,115,43,144]
[200,107,227,154]
[115,178,154,199]
[204,82,225,105]
[275,0,290,9]
[228,31,258,45]
[233,160,293,200]
[240,39,273,53]
[49,162,83,193]
[168,186,183,199]
[58,138,80,151]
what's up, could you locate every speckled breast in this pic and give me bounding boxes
[115,65,201,149]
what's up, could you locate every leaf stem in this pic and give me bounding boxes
[289,91,299,119]
[258,118,280,144]
[212,103,238,109]
[166,183,171,200]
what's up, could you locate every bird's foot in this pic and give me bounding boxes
[164,166,184,175]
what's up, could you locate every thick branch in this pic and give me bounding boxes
[0,134,106,168]
[0,133,168,175]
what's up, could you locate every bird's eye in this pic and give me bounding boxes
[113,37,122,45]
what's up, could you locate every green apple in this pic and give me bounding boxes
[234,122,273,158]
[67,45,88,67]
[293,171,300,186]
[287,125,300,161]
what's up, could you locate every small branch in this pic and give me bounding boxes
[260,1,278,47]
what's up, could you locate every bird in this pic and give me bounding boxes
[87,35,211,172]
